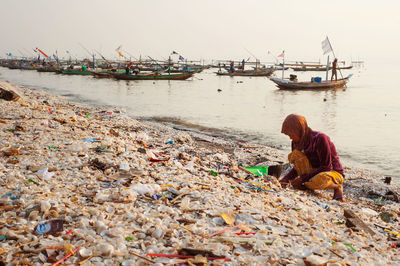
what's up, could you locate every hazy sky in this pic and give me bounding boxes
[1,0,399,63]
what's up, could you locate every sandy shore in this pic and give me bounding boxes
[0,80,399,265]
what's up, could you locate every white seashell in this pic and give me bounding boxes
[151,228,165,239]
[106,206,114,213]
[304,255,328,265]
[79,247,93,258]
[40,200,51,213]
[96,243,114,256]
[361,208,378,217]
[180,197,190,210]
[28,210,39,220]
[121,260,135,266]
[94,192,109,203]
[95,220,107,233]
[79,217,90,227]
[135,232,146,239]
[130,183,161,195]
[119,162,130,171]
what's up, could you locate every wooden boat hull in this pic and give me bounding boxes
[269,75,352,90]
[91,71,113,78]
[216,69,274,77]
[37,67,59,72]
[112,72,193,80]
[60,69,93,75]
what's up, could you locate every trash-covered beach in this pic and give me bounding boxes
[0,80,399,265]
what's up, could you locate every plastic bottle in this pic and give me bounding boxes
[33,219,65,235]
[119,162,130,171]
[130,184,161,195]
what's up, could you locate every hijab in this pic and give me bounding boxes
[281,114,312,151]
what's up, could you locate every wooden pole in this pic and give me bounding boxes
[326,38,344,80]
[325,55,330,81]
[282,52,285,79]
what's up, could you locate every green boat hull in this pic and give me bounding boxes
[60,69,93,75]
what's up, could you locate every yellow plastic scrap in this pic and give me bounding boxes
[63,243,75,256]
[221,213,236,225]
[238,224,252,232]
[385,229,400,237]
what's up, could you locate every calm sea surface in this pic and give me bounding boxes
[1,63,399,179]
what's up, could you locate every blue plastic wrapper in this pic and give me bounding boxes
[152,194,162,200]
[81,138,97,143]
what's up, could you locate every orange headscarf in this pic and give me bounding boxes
[281,114,312,151]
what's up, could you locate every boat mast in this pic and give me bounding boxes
[322,37,344,80]
[325,55,330,81]
[281,51,285,79]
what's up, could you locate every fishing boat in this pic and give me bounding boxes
[111,72,193,80]
[216,68,274,77]
[91,71,114,78]
[37,66,60,73]
[270,37,354,90]
[59,69,93,75]
[269,74,352,90]
[90,69,125,78]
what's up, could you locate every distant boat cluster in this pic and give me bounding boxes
[0,55,356,89]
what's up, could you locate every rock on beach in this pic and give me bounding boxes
[0,80,399,265]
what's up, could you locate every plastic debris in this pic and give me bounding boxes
[51,245,81,266]
[245,165,268,177]
[130,183,161,195]
[221,213,236,225]
[26,178,39,185]
[80,138,97,143]
[33,219,65,235]
[209,170,218,176]
[1,187,21,198]
[344,243,357,252]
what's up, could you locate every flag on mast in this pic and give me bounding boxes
[278,51,285,57]
[322,37,333,55]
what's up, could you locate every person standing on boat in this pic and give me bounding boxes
[279,114,345,201]
[331,58,338,81]
[125,62,133,75]
[229,61,235,73]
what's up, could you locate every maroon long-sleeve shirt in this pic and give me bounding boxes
[282,131,344,183]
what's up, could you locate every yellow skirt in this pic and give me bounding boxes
[288,150,344,190]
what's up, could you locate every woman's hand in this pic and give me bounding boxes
[290,177,306,190]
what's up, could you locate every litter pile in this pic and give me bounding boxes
[0,80,399,265]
